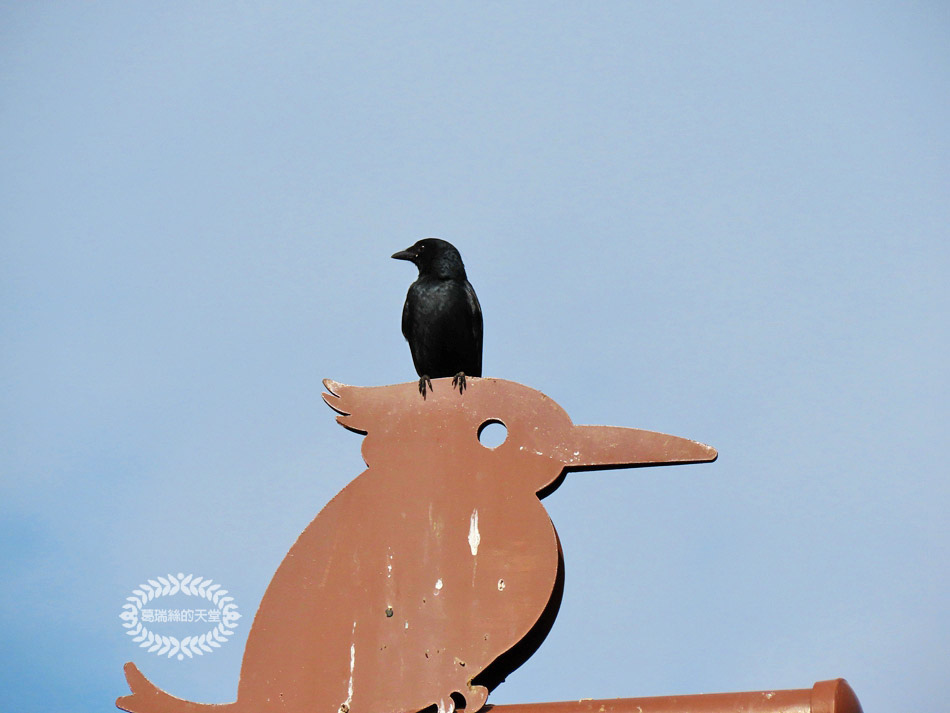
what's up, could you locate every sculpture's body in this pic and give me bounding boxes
[231,435,561,713]
[118,378,716,713]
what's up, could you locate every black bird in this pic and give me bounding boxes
[392,238,483,398]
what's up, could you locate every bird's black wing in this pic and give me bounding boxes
[427,280,482,376]
[401,286,414,343]
[464,280,483,377]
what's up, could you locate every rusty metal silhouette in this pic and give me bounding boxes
[116,377,861,713]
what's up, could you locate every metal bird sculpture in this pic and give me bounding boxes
[117,377,716,713]
[392,238,482,397]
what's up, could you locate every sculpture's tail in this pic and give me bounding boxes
[116,662,236,713]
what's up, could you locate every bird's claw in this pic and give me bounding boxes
[452,372,467,394]
[419,376,434,399]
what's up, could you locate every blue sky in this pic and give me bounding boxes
[1,3,947,712]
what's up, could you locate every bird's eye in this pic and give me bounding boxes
[477,419,508,449]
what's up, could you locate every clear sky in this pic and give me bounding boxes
[2,3,947,712]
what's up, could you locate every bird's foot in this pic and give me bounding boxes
[451,372,467,394]
[418,375,434,399]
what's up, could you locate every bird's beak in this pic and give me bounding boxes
[555,424,717,471]
[391,247,416,262]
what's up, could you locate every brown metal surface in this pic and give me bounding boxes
[117,377,718,713]
[483,678,862,713]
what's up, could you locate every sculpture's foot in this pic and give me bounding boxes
[419,375,433,399]
[451,372,467,394]
[461,684,489,712]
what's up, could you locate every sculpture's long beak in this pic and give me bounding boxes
[556,425,717,471]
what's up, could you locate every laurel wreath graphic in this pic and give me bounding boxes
[119,572,242,661]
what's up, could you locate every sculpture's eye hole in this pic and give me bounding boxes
[477,419,508,449]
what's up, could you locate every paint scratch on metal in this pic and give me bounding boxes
[340,621,356,713]
[468,509,480,556]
